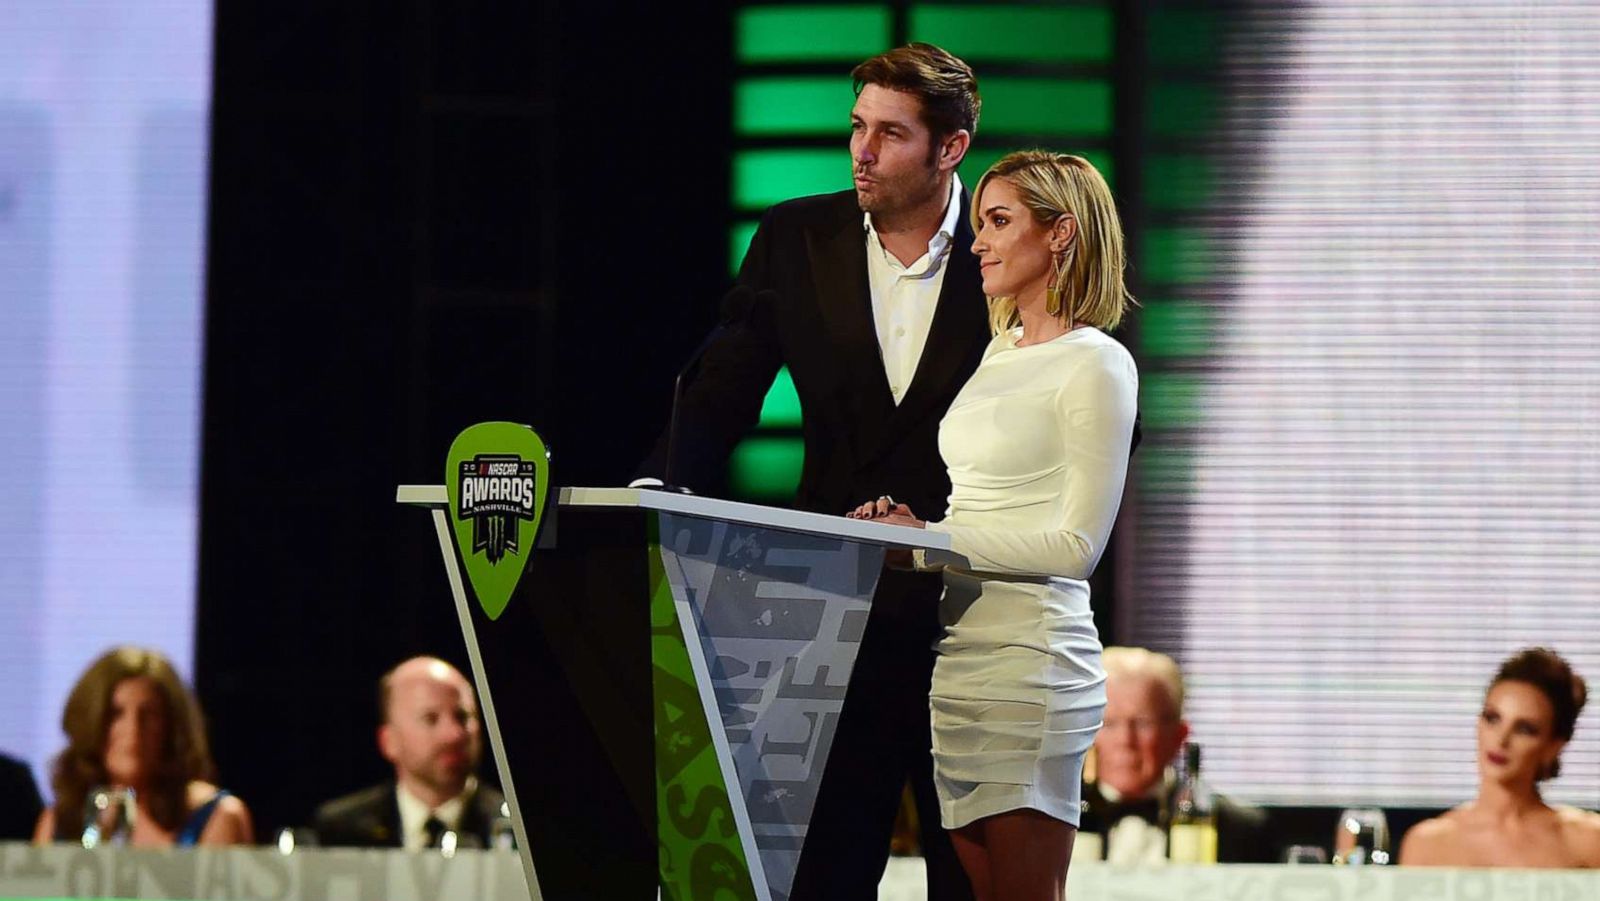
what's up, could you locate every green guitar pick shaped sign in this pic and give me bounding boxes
[445,422,550,621]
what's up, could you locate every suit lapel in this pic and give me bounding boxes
[380,783,403,846]
[867,190,987,461]
[806,202,897,430]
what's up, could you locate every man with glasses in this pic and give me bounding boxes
[1084,646,1273,863]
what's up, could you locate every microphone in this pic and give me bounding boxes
[657,285,770,493]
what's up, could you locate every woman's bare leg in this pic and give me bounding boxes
[960,810,1075,901]
[949,823,993,901]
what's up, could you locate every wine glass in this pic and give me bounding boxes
[1283,844,1329,864]
[1332,808,1390,865]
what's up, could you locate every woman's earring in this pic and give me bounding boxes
[1045,251,1066,317]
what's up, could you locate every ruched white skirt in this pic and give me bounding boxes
[930,569,1106,830]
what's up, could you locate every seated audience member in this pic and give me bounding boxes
[1083,646,1272,863]
[2,751,44,840]
[1400,647,1600,868]
[33,646,253,846]
[313,656,505,849]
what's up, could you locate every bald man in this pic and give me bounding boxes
[313,657,506,850]
[1079,647,1273,864]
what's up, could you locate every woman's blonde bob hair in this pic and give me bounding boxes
[970,150,1133,336]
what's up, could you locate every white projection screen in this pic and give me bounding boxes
[1131,2,1600,808]
[0,2,212,793]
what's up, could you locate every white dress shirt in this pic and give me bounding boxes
[864,174,963,404]
[396,777,475,851]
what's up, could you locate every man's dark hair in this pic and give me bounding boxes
[851,43,981,139]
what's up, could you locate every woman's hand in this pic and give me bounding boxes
[846,496,927,569]
[846,495,922,527]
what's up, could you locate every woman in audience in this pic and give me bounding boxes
[1400,647,1600,867]
[34,646,253,846]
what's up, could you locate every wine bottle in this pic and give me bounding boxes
[1168,743,1218,864]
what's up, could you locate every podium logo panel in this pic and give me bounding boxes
[445,422,550,621]
[657,514,883,901]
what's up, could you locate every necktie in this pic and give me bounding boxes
[423,815,447,849]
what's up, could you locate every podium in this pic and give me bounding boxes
[399,484,950,901]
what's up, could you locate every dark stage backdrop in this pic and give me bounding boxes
[197,2,731,836]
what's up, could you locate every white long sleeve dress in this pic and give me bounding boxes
[916,325,1138,830]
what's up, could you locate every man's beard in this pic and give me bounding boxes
[856,155,943,218]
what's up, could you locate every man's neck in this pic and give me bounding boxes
[1473,778,1547,823]
[871,175,953,267]
[397,774,466,811]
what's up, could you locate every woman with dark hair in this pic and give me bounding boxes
[33,646,253,846]
[1400,647,1600,867]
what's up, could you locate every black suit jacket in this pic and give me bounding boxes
[312,781,507,849]
[0,752,43,841]
[641,188,990,524]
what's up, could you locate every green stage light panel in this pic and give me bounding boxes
[1144,153,1213,212]
[734,148,849,210]
[1138,299,1213,360]
[1141,226,1212,285]
[1148,83,1218,139]
[737,77,854,136]
[1140,372,1203,430]
[729,219,760,275]
[759,367,802,428]
[959,146,1113,195]
[729,435,805,498]
[1149,9,1222,68]
[737,5,892,63]
[909,5,1112,63]
[980,77,1112,136]
[1135,447,1194,495]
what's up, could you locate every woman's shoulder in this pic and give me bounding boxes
[186,780,254,845]
[1398,807,1469,864]
[1556,806,1600,863]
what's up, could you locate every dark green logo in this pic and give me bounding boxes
[445,423,550,620]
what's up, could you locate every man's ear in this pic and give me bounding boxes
[939,129,972,173]
[1050,214,1078,252]
[378,724,398,764]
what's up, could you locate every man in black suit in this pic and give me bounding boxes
[313,657,506,850]
[1083,647,1274,864]
[637,43,986,901]
[0,751,43,841]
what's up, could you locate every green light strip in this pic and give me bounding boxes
[728,435,805,498]
[1137,299,1213,360]
[1141,226,1212,285]
[736,5,891,63]
[909,4,1113,63]
[979,77,1113,136]
[1144,153,1212,212]
[759,367,802,428]
[735,77,853,137]
[733,148,849,210]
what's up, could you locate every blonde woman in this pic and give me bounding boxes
[851,151,1136,899]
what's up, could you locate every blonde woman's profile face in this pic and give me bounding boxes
[1477,679,1563,787]
[971,177,1066,303]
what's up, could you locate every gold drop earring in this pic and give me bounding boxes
[1045,251,1066,317]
